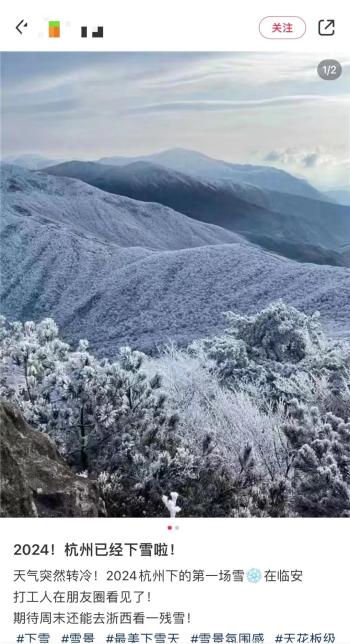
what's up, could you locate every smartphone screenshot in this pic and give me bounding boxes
[0,1,349,642]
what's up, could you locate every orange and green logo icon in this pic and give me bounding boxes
[48,21,60,38]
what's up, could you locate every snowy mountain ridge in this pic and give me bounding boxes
[97,147,325,200]
[45,159,350,263]
[1,165,349,354]
[1,164,243,251]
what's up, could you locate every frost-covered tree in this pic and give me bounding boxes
[155,302,350,517]
[1,303,349,518]
[284,401,350,517]
[192,301,350,409]
[225,300,325,362]
[0,317,180,502]
[0,316,69,426]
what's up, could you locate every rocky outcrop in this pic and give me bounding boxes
[0,401,106,517]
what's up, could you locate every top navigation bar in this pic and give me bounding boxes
[0,0,348,51]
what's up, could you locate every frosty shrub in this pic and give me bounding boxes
[0,316,70,428]
[284,401,350,517]
[0,316,186,516]
[1,301,350,517]
[146,344,293,516]
[147,345,291,480]
[151,301,350,516]
[192,301,350,409]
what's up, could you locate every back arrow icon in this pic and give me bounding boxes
[16,20,28,34]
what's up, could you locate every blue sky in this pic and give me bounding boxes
[1,52,349,187]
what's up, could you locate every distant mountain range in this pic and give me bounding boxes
[97,148,326,200]
[1,164,349,354]
[3,154,63,170]
[45,156,350,266]
[324,188,350,207]
[7,148,333,200]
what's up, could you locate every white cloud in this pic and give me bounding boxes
[131,94,349,114]
[1,52,349,188]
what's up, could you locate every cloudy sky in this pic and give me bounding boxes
[1,52,349,188]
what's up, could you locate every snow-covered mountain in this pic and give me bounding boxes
[97,148,325,200]
[1,164,243,251]
[45,159,350,263]
[1,165,349,353]
[3,154,63,170]
[324,188,350,207]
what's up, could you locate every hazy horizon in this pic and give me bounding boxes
[1,52,349,188]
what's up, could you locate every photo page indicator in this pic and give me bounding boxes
[317,59,342,80]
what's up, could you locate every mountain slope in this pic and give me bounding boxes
[2,165,243,251]
[1,166,349,353]
[242,233,348,267]
[45,160,350,258]
[324,188,350,207]
[98,148,324,200]
[3,154,63,170]
[3,228,349,353]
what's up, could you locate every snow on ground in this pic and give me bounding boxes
[1,165,350,355]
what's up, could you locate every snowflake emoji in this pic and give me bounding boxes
[246,568,262,583]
